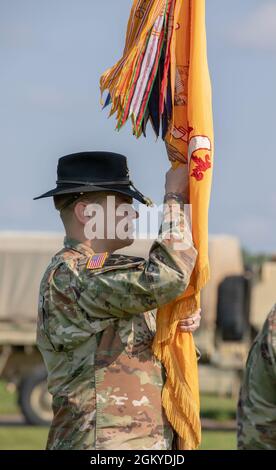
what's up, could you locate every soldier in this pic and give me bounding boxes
[34,151,201,450]
[237,304,276,450]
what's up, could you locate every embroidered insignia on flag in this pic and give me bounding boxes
[86,252,108,270]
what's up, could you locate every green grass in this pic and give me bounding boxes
[0,427,49,450]
[0,427,236,450]
[200,394,236,421]
[200,431,236,450]
[0,381,19,415]
[199,394,237,449]
[0,381,237,450]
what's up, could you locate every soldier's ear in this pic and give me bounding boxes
[74,201,89,224]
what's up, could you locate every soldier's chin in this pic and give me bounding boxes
[113,236,134,250]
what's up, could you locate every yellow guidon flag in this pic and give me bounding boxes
[100,0,214,450]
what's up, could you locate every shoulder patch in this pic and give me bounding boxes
[81,253,146,276]
[86,252,108,270]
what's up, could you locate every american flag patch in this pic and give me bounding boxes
[86,252,108,270]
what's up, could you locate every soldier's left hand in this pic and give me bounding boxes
[177,309,201,333]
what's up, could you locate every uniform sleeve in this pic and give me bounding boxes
[237,305,276,450]
[77,199,197,318]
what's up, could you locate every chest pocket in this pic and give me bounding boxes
[118,311,156,356]
[38,295,62,352]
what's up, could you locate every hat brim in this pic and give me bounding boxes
[33,184,149,206]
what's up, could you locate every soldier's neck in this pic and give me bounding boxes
[65,229,116,254]
[83,238,114,254]
[65,223,133,253]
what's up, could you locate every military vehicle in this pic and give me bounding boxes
[0,231,274,425]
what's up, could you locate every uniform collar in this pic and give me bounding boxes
[64,236,144,271]
[63,236,96,258]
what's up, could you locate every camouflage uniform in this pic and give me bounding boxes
[36,200,197,450]
[237,304,276,450]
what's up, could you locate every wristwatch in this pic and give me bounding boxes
[163,192,188,204]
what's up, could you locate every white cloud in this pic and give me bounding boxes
[229,1,276,50]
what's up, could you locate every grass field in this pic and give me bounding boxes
[200,394,236,421]
[0,380,237,450]
[0,427,236,450]
[0,381,20,414]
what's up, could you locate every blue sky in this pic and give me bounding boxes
[1,0,276,252]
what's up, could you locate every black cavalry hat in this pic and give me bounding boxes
[33,151,152,206]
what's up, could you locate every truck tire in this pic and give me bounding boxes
[217,275,250,341]
[18,366,52,426]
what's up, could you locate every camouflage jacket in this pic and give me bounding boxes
[36,200,197,450]
[237,304,276,450]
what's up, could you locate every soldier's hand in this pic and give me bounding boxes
[177,309,201,333]
[165,165,189,200]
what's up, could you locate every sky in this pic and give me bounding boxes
[0,0,276,253]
